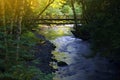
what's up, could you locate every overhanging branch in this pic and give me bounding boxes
[37,0,54,18]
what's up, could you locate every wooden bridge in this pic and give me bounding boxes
[32,15,82,25]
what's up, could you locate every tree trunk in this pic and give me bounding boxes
[16,0,24,62]
[71,0,77,27]
[1,0,9,69]
[10,0,17,35]
[1,0,8,60]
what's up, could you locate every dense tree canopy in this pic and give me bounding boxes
[2,0,120,79]
[0,0,54,80]
[74,0,120,60]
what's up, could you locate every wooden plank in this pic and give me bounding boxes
[29,18,82,25]
[35,22,81,24]
[33,19,82,21]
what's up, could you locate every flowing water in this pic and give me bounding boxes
[39,25,118,80]
[52,36,117,80]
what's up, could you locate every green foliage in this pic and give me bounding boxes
[61,5,73,15]
[40,0,82,18]
[0,0,54,80]
[79,0,120,60]
[0,65,53,80]
[74,2,82,15]
[0,27,53,80]
[10,65,53,80]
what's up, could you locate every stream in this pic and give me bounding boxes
[52,36,117,80]
[39,25,119,80]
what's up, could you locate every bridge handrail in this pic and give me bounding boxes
[39,15,81,19]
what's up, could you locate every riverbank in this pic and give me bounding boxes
[28,32,56,74]
[34,40,56,74]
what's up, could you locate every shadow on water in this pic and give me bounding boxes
[38,24,120,80]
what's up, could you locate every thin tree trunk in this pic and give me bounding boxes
[80,0,89,24]
[71,0,77,27]
[16,0,24,62]
[1,0,9,69]
[10,0,17,35]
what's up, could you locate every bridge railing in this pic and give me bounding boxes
[39,15,81,19]
[35,19,81,24]
[32,15,82,24]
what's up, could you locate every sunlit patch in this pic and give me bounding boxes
[38,25,73,40]
[52,51,67,61]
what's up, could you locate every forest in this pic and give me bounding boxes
[0,0,120,80]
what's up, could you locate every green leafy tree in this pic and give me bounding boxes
[0,0,54,80]
[75,0,120,60]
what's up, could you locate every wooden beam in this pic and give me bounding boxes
[34,19,82,21]
[35,22,81,24]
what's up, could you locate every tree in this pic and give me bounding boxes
[75,0,120,60]
[0,0,53,79]
[37,0,55,17]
